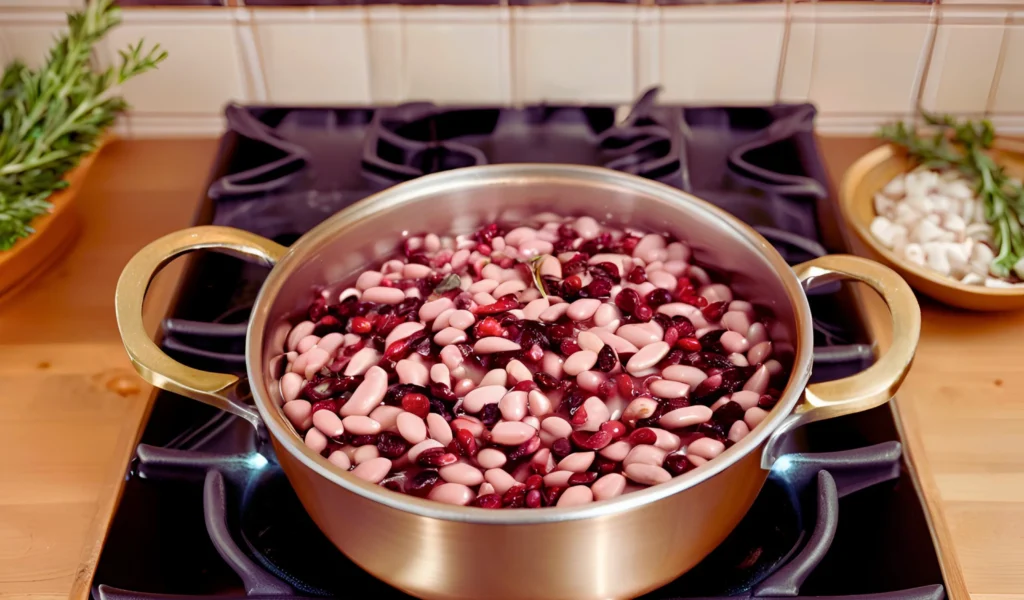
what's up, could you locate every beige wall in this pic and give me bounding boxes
[1,1,1021,136]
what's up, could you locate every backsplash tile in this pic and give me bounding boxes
[251,7,371,104]
[512,4,635,103]
[401,6,511,103]
[655,5,785,104]
[990,17,1024,114]
[920,7,1005,115]
[782,4,934,115]
[100,9,251,114]
[0,10,68,70]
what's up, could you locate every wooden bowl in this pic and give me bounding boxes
[840,141,1024,311]
[0,143,106,303]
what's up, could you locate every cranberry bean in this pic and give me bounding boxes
[744,406,769,429]
[557,451,596,473]
[625,463,672,486]
[624,445,668,467]
[688,437,726,460]
[659,406,713,429]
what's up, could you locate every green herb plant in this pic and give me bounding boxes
[879,111,1024,278]
[0,0,166,250]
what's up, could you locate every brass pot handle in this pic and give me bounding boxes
[115,226,288,428]
[761,255,921,468]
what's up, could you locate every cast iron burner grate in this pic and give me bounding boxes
[93,409,944,600]
[93,90,945,598]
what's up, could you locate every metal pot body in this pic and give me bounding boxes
[116,165,920,600]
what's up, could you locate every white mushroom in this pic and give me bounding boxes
[922,242,951,276]
[911,219,945,244]
[903,243,926,266]
[960,273,984,286]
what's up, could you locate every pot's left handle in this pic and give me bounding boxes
[115,226,288,428]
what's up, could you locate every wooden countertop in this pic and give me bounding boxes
[0,137,1020,600]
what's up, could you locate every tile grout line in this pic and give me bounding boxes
[984,11,1013,117]
[774,0,793,103]
[910,1,939,122]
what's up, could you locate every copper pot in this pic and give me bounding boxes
[115,165,919,600]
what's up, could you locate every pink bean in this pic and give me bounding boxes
[648,270,677,290]
[473,292,497,306]
[765,359,784,377]
[355,271,383,291]
[286,321,316,351]
[543,470,573,488]
[621,397,659,426]
[625,463,672,486]
[304,428,328,453]
[296,335,320,354]
[362,286,405,304]
[652,428,682,452]
[342,415,382,436]
[591,329,639,354]
[343,347,381,377]
[745,407,769,429]
[430,308,456,332]
[626,341,670,374]
[659,405,713,429]
[567,298,602,321]
[730,390,761,410]
[490,422,536,445]
[647,379,690,399]
[439,463,485,487]
[599,441,631,462]
[593,303,622,328]
[396,359,429,386]
[484,468,519,494]
[476,448,507,469]
[728,420,751,443]
[661,365,708,387]
[440,345,464,371]
[592,473,627,501]
[542,351,565,378]
[385,323,425,349]
[328,450,352,470]
[316,332,345,355]
[469,278,499,294]
[563,350,598,376]
[557,451,595,473]
[312,410,345,437]
[396,412,428,444]
[699,283,733,305]
[519,239,553,258]
[451,416,486,438]
[430,363,451,386]
[341,366,388,416]
[575,216,600,239]
[498,390,529,421]
[580,396,610,432]
[493,280,527,298]
[448,309,475,330]
[541,416,573,439]
[523,298,550,321]
[283,400,313,430]
[577,331,604,353]
[280,372,303,403]
[743,365,770,394]
[505,359,533,384]
[474,337,522,354]
[539,303,571,322]
[576,370,606,393]
[454,378,476,397]
[687,437,725,460]
[353,444,380,465]
[747,322,769,345]
[617,323,663,349]
[478,369,506,388]
[370,405,403,431]
[408,439,444,462]
[303,347,331,379]
[434,327,468,346]
[722,310,752,334]
[624,444,667,467]
[404,263,433,279]
[463,385,507,413]
[720,331,750,354]
[557,485,595,507]
[351,457,392,484]
[425,413,453,445]
[523,390,551,417]
[748,341,772,365]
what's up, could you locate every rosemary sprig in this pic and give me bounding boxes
[879,111,1024,278]
[0,0,167,250]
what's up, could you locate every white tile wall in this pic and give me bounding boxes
[512,4,635,104]
[401,6,510,104]
[252,8,372,105]
[657,5,786,105]
[2,1,1023,137]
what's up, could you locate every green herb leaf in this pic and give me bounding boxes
[0,0,167,250]
[433,273,462,294]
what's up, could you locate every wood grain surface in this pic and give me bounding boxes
[0,137,1019,600]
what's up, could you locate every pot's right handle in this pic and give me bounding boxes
[761,255,921,468]
[115,226,288,428]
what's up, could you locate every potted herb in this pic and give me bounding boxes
[0,0,166,298]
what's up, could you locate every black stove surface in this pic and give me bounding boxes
[92,88,945,600]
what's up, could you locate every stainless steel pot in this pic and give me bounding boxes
[115,165,920,600]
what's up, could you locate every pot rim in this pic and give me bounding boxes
[246,164,815,525]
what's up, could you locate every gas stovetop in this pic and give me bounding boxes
[92,88,946,600]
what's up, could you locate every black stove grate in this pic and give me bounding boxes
[92,89,944,599]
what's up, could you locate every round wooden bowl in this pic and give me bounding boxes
[0,146,104,303]
[840,141,1024,311]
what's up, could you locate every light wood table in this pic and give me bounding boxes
[0,137,1020,600]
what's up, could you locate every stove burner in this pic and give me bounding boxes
[98,422,943,600]
[209,105,310,199]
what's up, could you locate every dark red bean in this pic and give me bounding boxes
[475,316,504,337]
[677,337,701,352]
[645,288,673,307]
[595,344,618,372]
[377,432,409,459]
[456,428,478,457]
[634,304,653,322]
[401,393,431,418]
[419,448,459,467]
[475,493,503,509]
[309,399,338,414]
[548,323,575,340]
[508,435,542,460]
[570,405,588,427]
[758,394,778,410]
[502,485,527,508]
[560,339,582,356]
[479,404,501,427]
[664,453,692,476]
[568,471,598,486]
[571,430,612,451]
[594,456,619,475]
[525,474,543,491]
[713,400,745,427]
[473,294,520,316]
[349,316,372,334]
[614,288,641,314]
[405,469,439,496]
[584,277,613,298]
[526,489,542,508]
[513,380,537,392]
[600,420,627,439]
[628,428,658,445]
[701,301,727,322]
[534,372,562,391]
[348,434,378,446]
[542,485,566,506]
[551,438,572,459]
[626,265,647,284]
[615,373,637,398]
